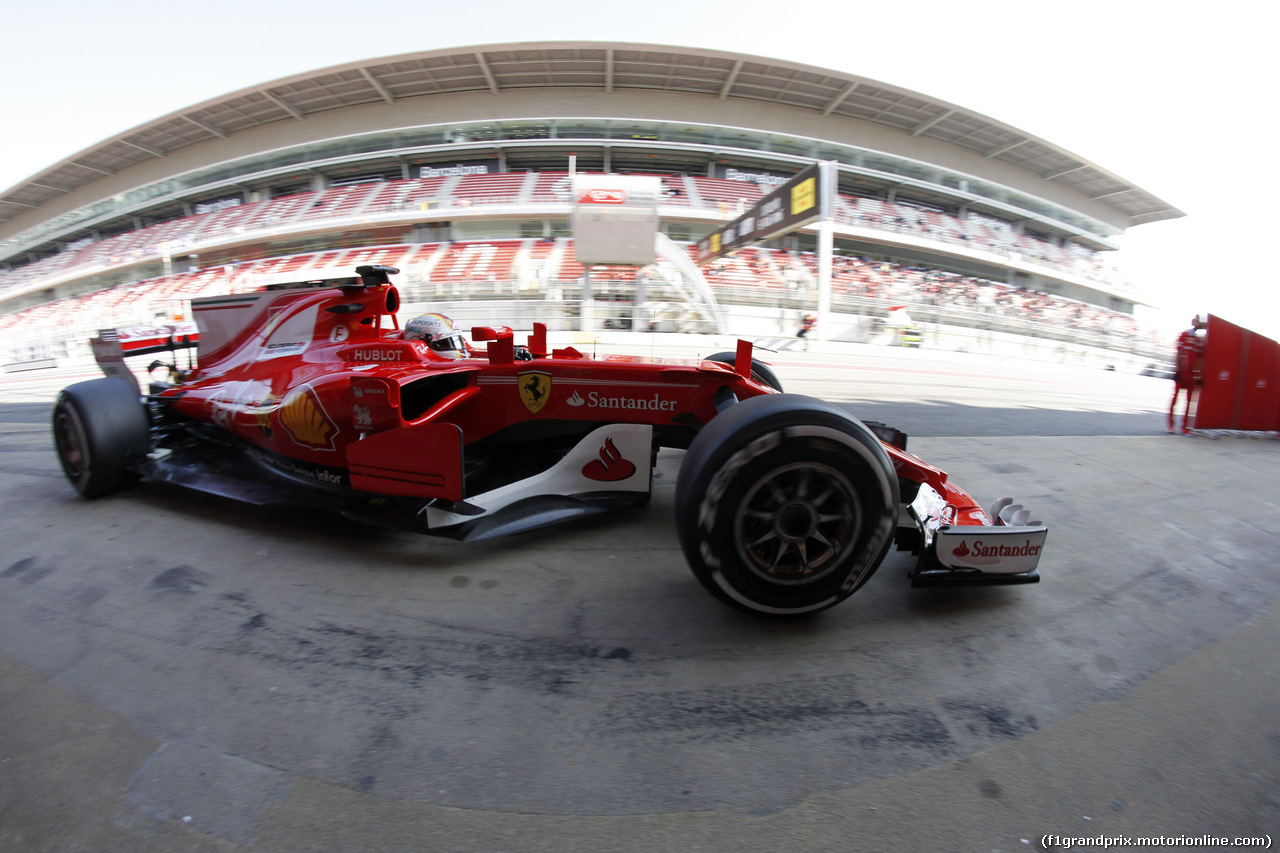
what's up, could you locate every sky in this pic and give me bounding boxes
[2,0,1277,339]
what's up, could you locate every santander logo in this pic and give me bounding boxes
[566,390,586,406]
[581,437,636,482]
[952,538,1043,562]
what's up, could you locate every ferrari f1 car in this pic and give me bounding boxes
[51,265,1046,616]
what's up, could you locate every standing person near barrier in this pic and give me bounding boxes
[797,312,816,338]
[1168,315,1206,434]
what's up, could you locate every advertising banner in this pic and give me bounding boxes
[571,174,661,266]
[418,161,494,179]
[695,162,827,265]
[712,165,793,191]
[192,194,245,216]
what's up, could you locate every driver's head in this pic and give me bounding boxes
[404,313,469,359]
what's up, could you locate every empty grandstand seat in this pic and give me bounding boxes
[452,173,526,205]
[301,184,381,219]
[530,173,573,203]
[691,177,764,211]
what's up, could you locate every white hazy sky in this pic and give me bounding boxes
[3,0,1276,339]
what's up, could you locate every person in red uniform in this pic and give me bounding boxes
[1168,315,1206,434]
[797,312,817,338]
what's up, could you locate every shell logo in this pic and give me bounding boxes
[280,385,339,450]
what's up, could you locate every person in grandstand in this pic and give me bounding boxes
[1168,315,1207,434]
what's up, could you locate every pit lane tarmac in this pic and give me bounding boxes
[2,340,1278,850]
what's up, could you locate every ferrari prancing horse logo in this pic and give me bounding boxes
[519,371,551,413]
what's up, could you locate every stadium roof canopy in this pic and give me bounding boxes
[0,42,1182,229]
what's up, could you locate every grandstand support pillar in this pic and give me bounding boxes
[160,241,173,279]
[580,268,595,333]
[633,272,646,332]
[816,219,834,341]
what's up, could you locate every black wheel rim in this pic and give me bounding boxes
[733,461,861,585]
[53,406,89,481]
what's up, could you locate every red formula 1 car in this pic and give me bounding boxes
[51,265,1046,615]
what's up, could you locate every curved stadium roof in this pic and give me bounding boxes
[0,42,1182,235]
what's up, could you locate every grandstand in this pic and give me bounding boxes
[0,42,1181,367]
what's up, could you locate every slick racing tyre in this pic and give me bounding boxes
[705,351,783,392]
[675,394,899,616]
[52,377,151,499]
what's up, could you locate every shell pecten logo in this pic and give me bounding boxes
[280,385,339,450]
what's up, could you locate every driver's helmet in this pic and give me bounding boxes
[404,313,469,359]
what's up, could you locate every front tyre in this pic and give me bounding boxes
[675,394,899,616]
[52,378,151,499]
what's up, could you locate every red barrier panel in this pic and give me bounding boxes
[1196,316,1241,429]
[1194,315,1280,431]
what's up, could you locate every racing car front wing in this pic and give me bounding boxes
[901,482,1046,588]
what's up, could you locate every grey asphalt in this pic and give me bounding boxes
[2,338,1277,852]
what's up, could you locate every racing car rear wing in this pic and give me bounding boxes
[90,323,199,393]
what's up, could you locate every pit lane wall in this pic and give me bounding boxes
[1195,315,1280,431]
[389,299,1167,374]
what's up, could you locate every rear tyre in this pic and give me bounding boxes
[52,378,150,499]
[706,351,783,392]
[675,394,898,616]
